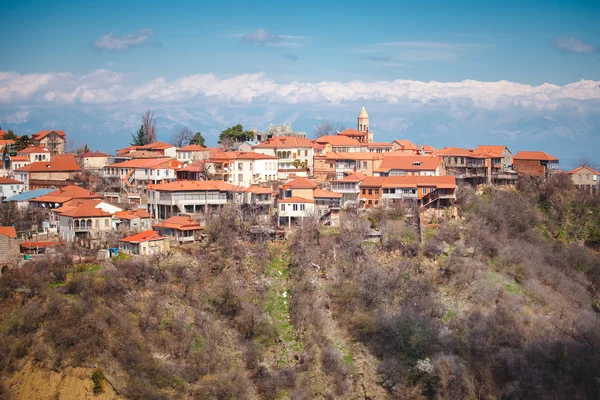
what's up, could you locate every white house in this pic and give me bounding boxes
[208,151,279,187]
[253,136,321,178]
[0,177,25,199]
[104,158,184,187]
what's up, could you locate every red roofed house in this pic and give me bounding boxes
[513,151,559,177]
[364,142,394,154]
[9,155,30,172]
[330,172,366,207]
[0,226,18,273]
[114,209,153,232]
[568,166,599,193]
[31,130,66,156]
[253,136,321,178]
[16,145,51,163]
[57,204,113,248]
[0,177,26,198]
[315,135,363,153]
[30,185,104,209]
[359,176,457,209]
[278,177,341,226]
[14,154,82,189]
[104,158,183,188]
[117,142,177,159]
[119,230,169,255]
[152,216,202,244]
[374,154,443,177]
[176,145,221,162]
[313,152,384,181]
[146,180,245,220]
[207,151,279,187]
[76,151,110,172]
[337,106,373,143]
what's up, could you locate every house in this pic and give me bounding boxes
[313,189,342,226]
[29,185,103,209]
[313,152,383,180]
[57,204,113,248]
[436,147,496,185]
[392,140,419,154]
[119,230,169,256]
[4,188,56,210]
[568,166,599,193]
[176,145,221,162]
[117,142,177,159]
[363,142,394,153]
[146,180,245,220]
[330,172,366,207]
[359,176,457,209]
[0,177,25,199]
[253,136,321,178]
[51,198,122,231]
[9,156,30,171]
[114,209,153,232]
[31,130,66,155]
[278,177,341,226]
[175,161,207,181]
[278,197,315,227]
[315,135,363,153]
[374,154,443,177]
[232,141,260,153]
[0,226,18,272]
[104,158,184,188]
[513,151,559,177]
[16,146,51,163]
[76,151,110,172]
[14,154,82,189]
[207,151,279,187]
[153,216,202,244]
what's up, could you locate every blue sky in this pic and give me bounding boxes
[0,0,599,167]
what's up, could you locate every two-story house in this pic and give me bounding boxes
[14,154,82,189]
[57,204,113,248]
[153,216,203,244]
[207,151,279,187]
[104,158,183,188]
[313,152,384,181]
[0,177,26,199]
[76,151,110,172]
[513,151,559,177]
[359,176,456,209]
[119,230,169,255]
[315,135,363,153]
[176,145,221,162]
[568,166,599,193]
[253,136,321,178]
[31,130,66,155]
[278,177,341,226]
[374,154,443,177]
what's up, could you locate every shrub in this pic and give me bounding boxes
[92,367,105,394]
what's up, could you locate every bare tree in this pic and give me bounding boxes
[142,108,157,144]
[170,127,193,148]
[313,121,345,138]
[576,156,598,170]
[219,137,235,151]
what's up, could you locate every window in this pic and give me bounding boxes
[368,189,372,195]
[329,163,334,169]
[293,204,298,211]
[145,169,148,175]
[238,163,243,171]
[363,162,367,169]
[104,219,109,227]
[157,170,160,176]
[375,189,379,195]
[368,200,372,205]
[375,200,379,205]
[305,150,308,156]
[383,188,388,194]
[422,188,427,194]
[281,204,285,211]
[238,174,243,182]
[362,189,366,195]
[300,204,305,211]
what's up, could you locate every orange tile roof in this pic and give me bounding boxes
[393,139,418,151]
[77,151,109,158]
[514,151,559,161]
[153,216,202,231]
[313,188,343,198]
[338,128,367,137]
[9,155,29,162]
[17,146,50,154]
[32,130,66,140]
[209,151,279,161]
[359,176,386,188]
[20,241,62,249]
[32,185,102,203]
[0,177,24,185]
[59,204,111,218]
[360,176,456,189]
[248,186,273,194]
[278,196,314,204]
[375,155,441,173]
[137,142,175,150]
[568,166,600,175]
[315,135,363,146]
[364,142,394,147]
[107,158,183,169]
[115,209,151,220]
[15,154,81,173]
[177,145,221,153]
[316,152,383,161]
[147,180,239,192]
[253,136,319,149]
[120,230,165,243]
[282,177,318,190]
[476,145,509,157]
[331,172,366,182]
[178,162,206,172]
[0,226,17,238]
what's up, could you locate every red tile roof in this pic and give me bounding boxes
[330,172,366,183]
[115,209,151,220]
[17,146,49,154]
[177,145,221,153]
[32,185,102,204]
[278,196,315,204]
[282,177,318,190]
[375,155,441,173]
[393,139,418,151]
[313,188,343,198]
[360,176,456,189]
[147,180,239,192]
[476,145,509,158]
[364,142,394,147]
[253,136,319,149]
[568,166,600,175]
[0,177,24,185]
[107,158,183,169]
[77,151,109,158]
[315,135,363,146]
[120,230,165,243]
[248,186,273,194]
[209,151,279,161]
[58,204,111,218]
[338,128,367,137]
[316,152,383,161]
[153,216,202,231]
[0,226,17,238]
[9,156,29,162]
[513,151,559,161]
[15,154,81,173]
[32,130,66,140]
[20,241,62,249]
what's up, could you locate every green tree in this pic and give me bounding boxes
[218,124,253,144]
[190,132,206,147]
[130,125,146,146]
[2,129,17,140]
[14,135,30,153]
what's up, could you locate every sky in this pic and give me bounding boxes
[0,0,599,167]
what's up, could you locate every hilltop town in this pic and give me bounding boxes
[0,106,596,267]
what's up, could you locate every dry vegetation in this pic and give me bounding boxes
[1,176,600,399]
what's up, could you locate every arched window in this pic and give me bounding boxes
[87,219,92,229]
[74,220,79,229]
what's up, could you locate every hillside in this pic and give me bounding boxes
[1,176,599,399]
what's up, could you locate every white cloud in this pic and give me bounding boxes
[1,70,600,112]
[92,28,155,51]
[554,36,599,54]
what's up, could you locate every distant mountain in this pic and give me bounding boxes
[1,102,598,169]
